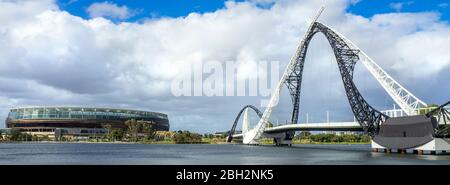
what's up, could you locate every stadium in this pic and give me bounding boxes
[5,106,169,138]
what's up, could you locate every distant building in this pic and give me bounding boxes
[212,132,228,138]
[5,106,169,139]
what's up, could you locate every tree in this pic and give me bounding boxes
[299,131,311,137]
[124,119,158,142]
[142,122,156,141]
[110,129,125,141]
[125,119,140,142]
[102,123,113,141]
[7,129,34,142]
[174,130,202,144]
[155,131,175,141]
[9,129,22,141]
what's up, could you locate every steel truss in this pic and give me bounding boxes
[426,101,450,137]
[230,7,429,144]
[227,105,263,142]
[285,22,388,136]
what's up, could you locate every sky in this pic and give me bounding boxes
[55,0,450,21]
[0,0,449,133]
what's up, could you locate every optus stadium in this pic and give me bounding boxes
[5,106,169,138]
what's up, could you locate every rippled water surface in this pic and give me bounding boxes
[0,143,449,164]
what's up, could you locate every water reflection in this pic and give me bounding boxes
[0,143,449,165]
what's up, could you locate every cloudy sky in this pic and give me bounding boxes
[0,0,449,133]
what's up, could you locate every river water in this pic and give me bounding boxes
[0,143,449,165]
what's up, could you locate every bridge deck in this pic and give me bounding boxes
[232,116,449,137]
[232,122,363,138]
[264,122,363,133]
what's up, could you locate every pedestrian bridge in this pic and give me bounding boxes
[226,7,450,154]
[230,107,450,141]
[264,122,362,133]
[229,121,362,141]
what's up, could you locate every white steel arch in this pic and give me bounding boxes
[322,24,427,115]
[242,107,250,134]
[243,7,427,144]
[243,7,325,144]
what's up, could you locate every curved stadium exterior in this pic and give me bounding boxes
[6,106,169,137]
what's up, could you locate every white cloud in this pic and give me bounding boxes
[0,0,449,132]
[62,0,79,6]
[438,3,448,8]
[389,1,414,12]
[86,1,134,20]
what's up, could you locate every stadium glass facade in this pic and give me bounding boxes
[6,107,169,137]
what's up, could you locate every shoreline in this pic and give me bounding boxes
[0,141,370,145]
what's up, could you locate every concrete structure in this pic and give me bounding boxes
[5,106,169,139]
[371,138,450,155]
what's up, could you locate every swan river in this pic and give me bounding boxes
[0,143,449,165]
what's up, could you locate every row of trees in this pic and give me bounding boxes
[294,132,371,143]
[174,130,203,144]
[0,121,206,144]
[105,120,204,143]
[0,129,37,141]
[101,119,158,142]
[2,128,371,144]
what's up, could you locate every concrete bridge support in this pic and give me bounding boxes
[264,132,292,146]
[371,138,450,155]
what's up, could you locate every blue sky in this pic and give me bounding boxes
[57,0,450,22]
[1,0,450,132]
[57,0,245,21]
[347,0,450,21]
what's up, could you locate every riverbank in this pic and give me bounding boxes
[258,140,370,145]
[0,138,222,144]
[0,140,370,145]
[0,132,371,145]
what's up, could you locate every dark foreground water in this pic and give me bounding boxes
[0,143,449,165]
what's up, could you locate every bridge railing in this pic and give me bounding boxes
[381,106,450,125]
[381,106,450,117]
